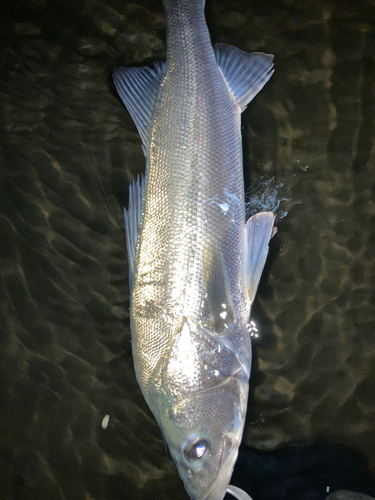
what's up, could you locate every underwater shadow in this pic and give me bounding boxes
[229,440,375,500]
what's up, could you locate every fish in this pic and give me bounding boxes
[112,0,275,499]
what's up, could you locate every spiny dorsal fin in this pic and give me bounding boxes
[215,43,274,112]
[113,61,166,146]
[202,244,234,333]
[124,175,145,290]
[244,212,276,303]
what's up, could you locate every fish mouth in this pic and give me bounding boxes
[199,436,240,500]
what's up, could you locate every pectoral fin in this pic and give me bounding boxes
[113,61,166,146]
[124,175,145,289]
[215,43,274,112]
[244,212,276,303]
[203,244,234,333]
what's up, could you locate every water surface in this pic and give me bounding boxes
[0,0,374,498]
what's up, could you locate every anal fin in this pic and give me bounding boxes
[215,43,274,112]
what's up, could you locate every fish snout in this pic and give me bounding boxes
[199,435,240,500]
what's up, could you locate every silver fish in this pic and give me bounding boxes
[113,0,275,499]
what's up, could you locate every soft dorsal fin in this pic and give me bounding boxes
[124,175,145,289]
[215,43,274,112]
[113,61,166,146]
[202,244,234,333]
[244,212,276,303]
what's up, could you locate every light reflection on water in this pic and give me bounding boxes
[0,0,374,498]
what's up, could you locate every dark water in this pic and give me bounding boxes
[0,0,374,499]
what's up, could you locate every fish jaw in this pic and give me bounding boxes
[199,437,241,500]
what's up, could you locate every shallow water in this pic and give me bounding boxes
[0,0,374,499]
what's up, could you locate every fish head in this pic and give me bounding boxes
[156,319,249,500]
[164,380,248,500]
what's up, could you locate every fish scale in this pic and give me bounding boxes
[113,0,275,499]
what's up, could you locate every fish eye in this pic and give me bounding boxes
[182,434,210,463]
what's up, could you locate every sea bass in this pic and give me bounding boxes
[113,0,275,499]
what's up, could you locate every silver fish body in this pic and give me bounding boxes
[113,1,275,499]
